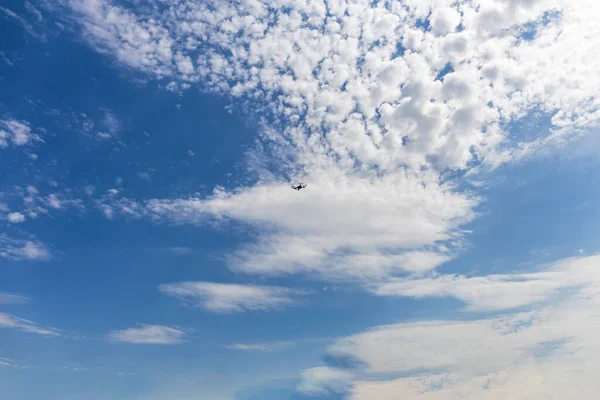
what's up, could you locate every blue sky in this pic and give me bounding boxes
[2,1,600,400]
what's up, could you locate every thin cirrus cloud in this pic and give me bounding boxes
[0,292,31,305]
[226,341,294,352]
[107,325,186,345]
[53,0,600,290]
[0,312,60,336]
[158,281,308,313]
[371,253,600,312]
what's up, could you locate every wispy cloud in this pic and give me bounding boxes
[158,282,307,313]
[226,341,294,352]
[372,254,600,311]
[0,313,60,336]
[107,325,185,345]
[0,293,31,305]
[0,6,46,41]
[0,357,13,367]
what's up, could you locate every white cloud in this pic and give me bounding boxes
[0,293,30,305]
[101,172,474,283]
[158,281,306,313]
[0,235,51,261]
[297,367,355,396]
[6,212,25,223]
[0,119,41,148]
[60,0,600,168]
[59,0,600,287]
[0,313,60,336]
[226,341,293,352]
[107,325,185,345]
[430,7,462,36]
[304,254,600,399]
[371,254,600,311]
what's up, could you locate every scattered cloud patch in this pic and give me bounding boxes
[0,119,42,148]
[0,235,51,261]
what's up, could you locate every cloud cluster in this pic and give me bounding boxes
[107,324,185,345]
[62,0,600,169]
[1,185,84,223]
[158,281,306,313]
[57,0,600,286]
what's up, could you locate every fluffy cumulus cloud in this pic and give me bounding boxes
[107,325,185,344]
[158,281,306,313]
[56,0,600,288]
[6,212,25,223]
[0,234,51,261]
[302,254,600,399]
